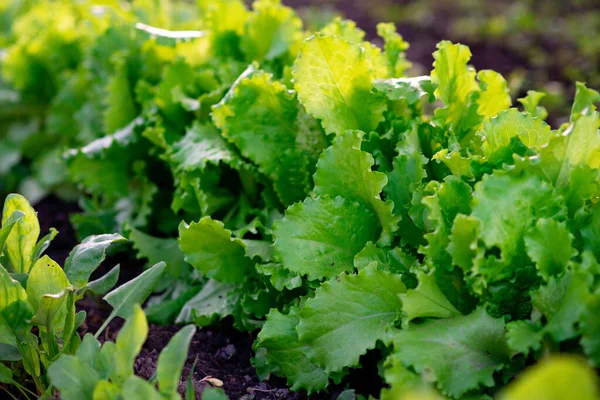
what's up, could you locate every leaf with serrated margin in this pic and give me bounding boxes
[478,109,553,163]
[293,34,387,135]
[254,307,330,394]
[400,270,460,325]
[169,122,239,174]
[314,130,397,244]
[178,217,254,284]
[297,264,405,373]
[524,219,577,279]
[273,196,380,280]
[213,67,310,204]
[476,70,511,118]
[390,308,510,398]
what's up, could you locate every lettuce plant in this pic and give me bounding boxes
[0,194,167,399]
[2,0,600,398]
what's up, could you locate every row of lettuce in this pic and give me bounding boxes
[1,0,600,399]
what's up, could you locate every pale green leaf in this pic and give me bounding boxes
[431,41,478,128]
[476,70,511,118]
[293,34,386,135]
[499,356,600,400]
[478,109,553,161]
[2,193,40,273]
[122,376,162,400]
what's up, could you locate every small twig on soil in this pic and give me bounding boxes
[247,387,277,400]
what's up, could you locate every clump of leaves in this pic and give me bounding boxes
[48,305,197,400]
[3,0,600,398]
[0,194,170,399]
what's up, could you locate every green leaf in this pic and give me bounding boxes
[506,320,542,355]
[431,41,479,129]
[376,23,410,77]
[178,217,254,284]
[0,362,14,384]
[0,265,32,335]
[314,130,397,243]
[297,264,405,372]
[31,227,58,264]
[48,355,100,400]
[213,67,310,205]
[122,376,162,400]
[0,210,24,255]
[103,56,136,133]
[400,270,461,324]
[478,109,552,162]
[201,387,230,400]
[26,255,70,327]
[518,90,547,120]
[581,294,600,367]
[99,262,165,336]
[76,333,101,368]
[254,307,330,394]
[293,34,387,135]
[129,227,190,279]
[570,82,600,122]
[2,193,40,273]
[84,264,120,295]
[241,0,303,62]
[499,356,600,400]
[374,76,434,105]
[530,270,591,343]
[157,325,196,397]
[476,70,511,118]
[467,173,563,281]
[524,219,577,279]
[64,233,126,289]
[169,121,238,174]
[112,304,148,385]
[551,113,600,188]
[176,280,236,326]
[420,177,472,267]
[432,149,474,179]
[273,196,380,280]
[390,308,510,398]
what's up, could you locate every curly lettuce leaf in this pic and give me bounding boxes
[293,34,387,135]
[390,307,510,398]
[297,264,405,373]
[273,196,380,280]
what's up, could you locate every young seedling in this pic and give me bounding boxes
[0,194,166,398]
